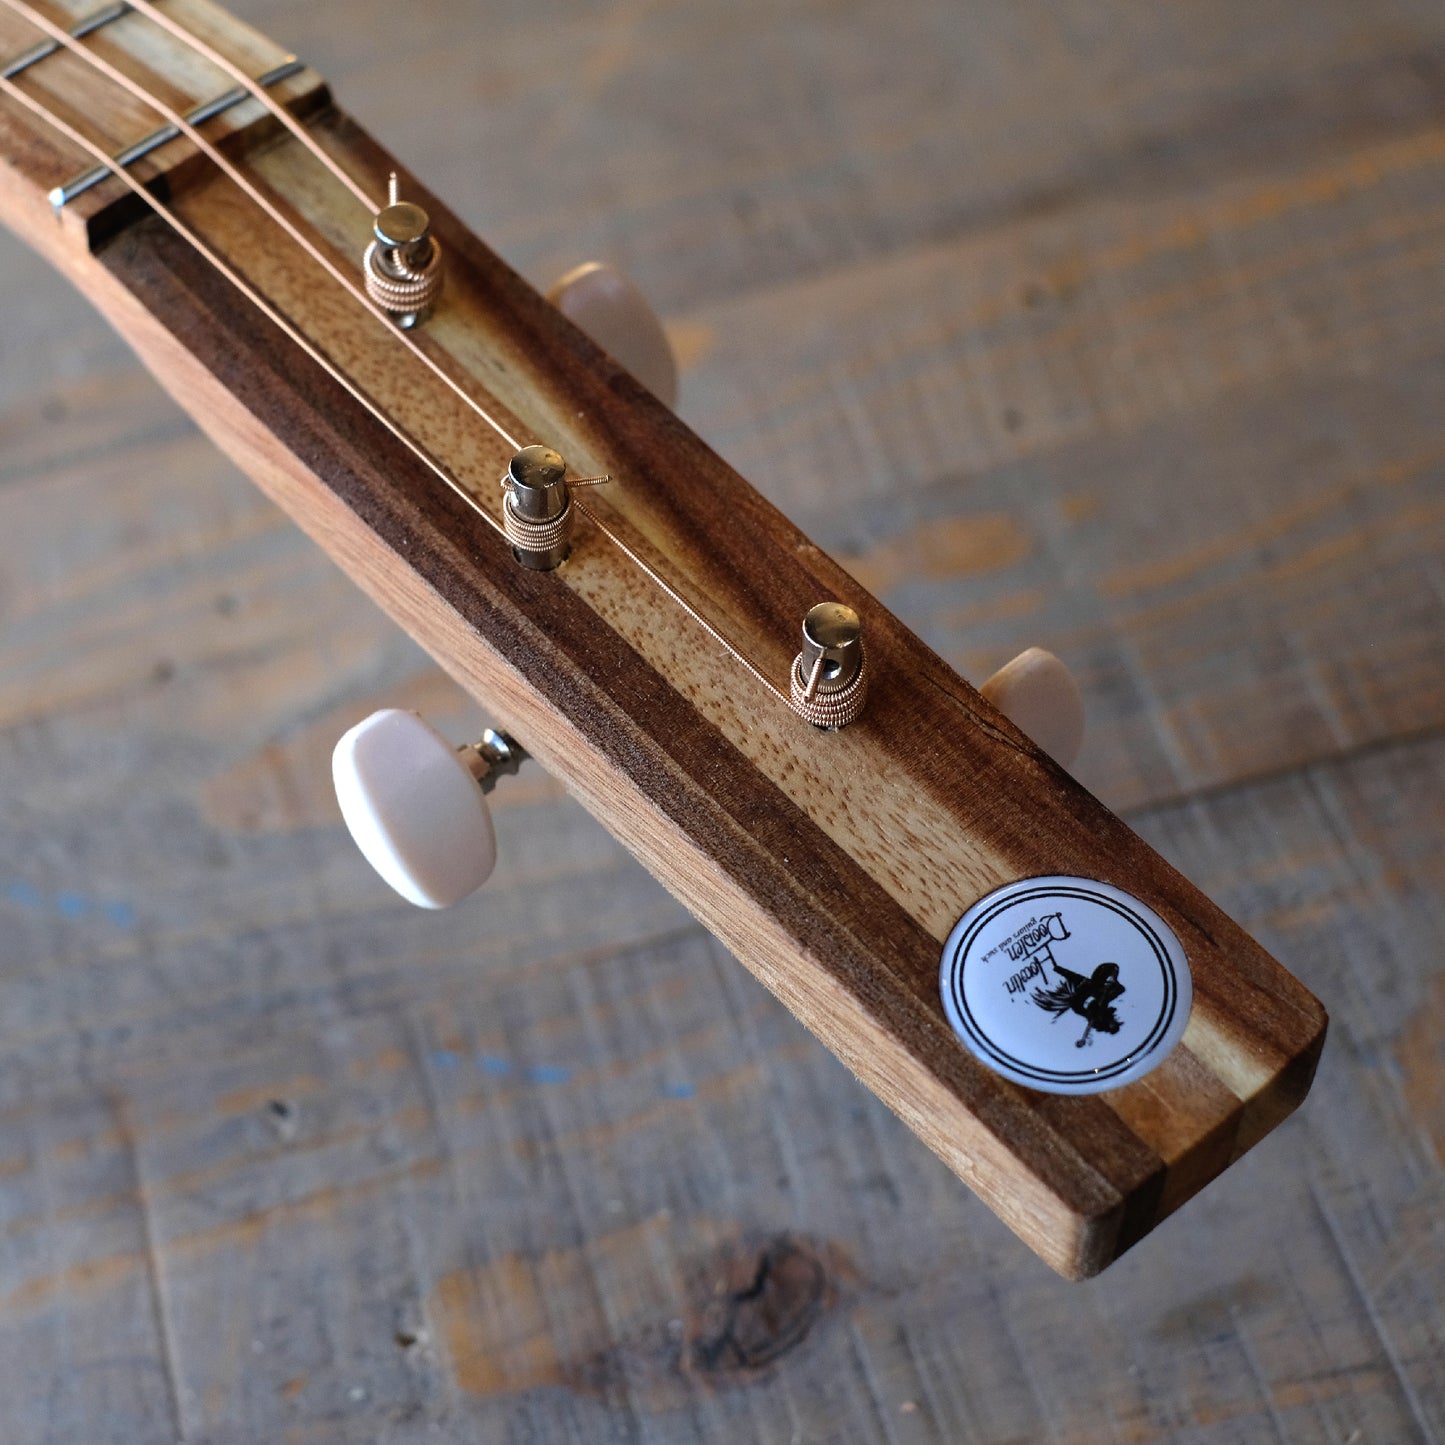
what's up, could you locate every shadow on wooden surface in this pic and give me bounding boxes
[0,0,1442,1439]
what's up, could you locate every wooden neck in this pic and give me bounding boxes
[0,0,326,246]
[0,0,1326,1278]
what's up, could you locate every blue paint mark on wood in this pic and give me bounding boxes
[468,1051,694,1099]
[4,880,137,928]
[5,880,40,908]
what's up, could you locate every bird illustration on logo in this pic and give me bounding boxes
[1031,962,1126,1047]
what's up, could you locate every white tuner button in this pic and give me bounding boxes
[332,709,523,909]
[980,647,1085,769]
[547,261,679,408]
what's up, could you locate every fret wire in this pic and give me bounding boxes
[0,0,126,79]
[3,0,794,710]
[50,57,306,206]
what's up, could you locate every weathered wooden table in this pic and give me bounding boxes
[2,0,1442,1439]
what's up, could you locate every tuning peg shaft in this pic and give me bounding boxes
[979,647,1085,769]
[547,261,678,408]
[332,709,525,909]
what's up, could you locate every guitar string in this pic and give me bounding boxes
[106,0,792,704]
[1,0,792,705]
[0,68,517,544]
[106,0,793,705]
[123,0,381,209]
[2,0,522,453]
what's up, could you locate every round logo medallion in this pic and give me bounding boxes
[939,876,1192,1095]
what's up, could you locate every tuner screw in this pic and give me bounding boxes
[789,602,868,729]
[501,445,573,570]
[363,173,443,327]
[332,709,525,908]
[498,446,611,570]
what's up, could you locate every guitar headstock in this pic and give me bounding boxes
[0,0,1327,1278]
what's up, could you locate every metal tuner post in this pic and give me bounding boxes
[363,172,443,327]
[790,602,868,728]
